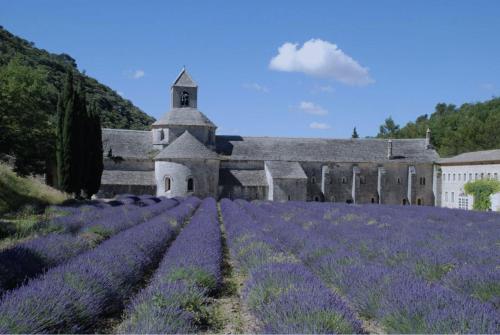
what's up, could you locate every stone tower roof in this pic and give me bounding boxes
[152,108,216,128]
[155,131,218,160]
[172,68,197,87]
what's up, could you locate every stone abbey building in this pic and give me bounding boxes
[100,69,439,204]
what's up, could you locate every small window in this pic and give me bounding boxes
[453,174,456,181]
[445,192,448,202]
[287,195,291,201]
[469,173,472,181]
[475,173,478,180]
[402,198,407,205]
[417,198,422,206]
[463,173,466,181]
[180,91,190,107]
[419,177,426,185]
[360,176,366,184]
[371,197,375,204]
[397,177,401,184]
[458,174,461,181]
[187,177,194,192]
[329,177,333,185]
[487,173,491,179]
[312,177,316,184]
[451,192,455,203]
[314,196,319,202]
[341,177,347,184]
[160,129,165,140]
[165,177,171,192]
[495,173,498,180]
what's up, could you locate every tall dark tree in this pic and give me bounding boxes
[55,71,74,188]
[82,102,103,199]
[352,127,359,138]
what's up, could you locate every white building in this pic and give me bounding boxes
[437,149,500,210]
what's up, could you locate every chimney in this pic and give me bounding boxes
[387,139,393,159]
[425,128,432,148]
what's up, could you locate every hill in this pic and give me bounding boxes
[0,26,155,130]
[377,98,500,157]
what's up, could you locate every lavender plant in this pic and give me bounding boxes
[118,197,222,333]
[221,199,364,334]
[0,196,200,333]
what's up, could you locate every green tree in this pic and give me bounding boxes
[0,57,55,175]
[351,127,359,138]
[377,117,400,138]
[82,102,103,199]
[464,179,500,211]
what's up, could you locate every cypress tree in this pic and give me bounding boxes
[58,72,76,193]
[352,127,359,139]
[83,102,103,198]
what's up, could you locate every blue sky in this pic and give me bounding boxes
[2,0,499,137]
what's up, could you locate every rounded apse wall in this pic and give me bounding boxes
[155,161,194,197]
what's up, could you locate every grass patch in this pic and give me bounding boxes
[0,163,67,215]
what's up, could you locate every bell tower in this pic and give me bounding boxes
[171,67,197,109]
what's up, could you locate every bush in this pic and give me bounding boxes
[464,179,500,211]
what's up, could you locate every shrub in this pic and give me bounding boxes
[464,179,500,211]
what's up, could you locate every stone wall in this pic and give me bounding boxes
[155,158,219,198]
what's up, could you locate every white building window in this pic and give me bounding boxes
[164,176,171,192]
[187,177,194,192]
[469,173,472,181]
[475,173,478,180]
[451,192,455,203]
[453,174,456,181]
[463,173,466,181]
[445,192,448,202]
[487,173,491,179]
[495,173,498,180]
[458,174,461,181]
[458,196,469,210]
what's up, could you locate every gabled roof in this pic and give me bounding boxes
[102,129,156,159]
[155,131,218,160]
[172,68,197,87]
[153,108,216,127]
[216,136,439,163]
[265,161,307,179]
[101,170,155,185]
[438,149,500,165]
[219,169,267,186]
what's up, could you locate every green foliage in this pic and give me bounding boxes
[0,27,154,177]
[464,179,500,211]
[0,57,55,175]
[57,73,103,198]
[376,99,500,156]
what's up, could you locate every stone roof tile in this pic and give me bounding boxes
[153,108,216,127]
[155,131,218,160]
[102,129,155,159]
[219,169,267,186]
[438,149,500,164]
[216,136,438,163]
[101,170,155,185]
[265,161,307,179]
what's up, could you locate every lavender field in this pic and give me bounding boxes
[0,196,498,334]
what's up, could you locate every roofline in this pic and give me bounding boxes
[438,160,500,166]
[102,128,151,133]
[216,134,428,142]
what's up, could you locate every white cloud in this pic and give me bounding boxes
[309,122,331,130]
[243,83,269,93]
[132,69,145,79]
[312,84,335,93]
[298,101,328,115]
[269,39,374,86]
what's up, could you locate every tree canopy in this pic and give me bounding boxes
[376,99,500,156]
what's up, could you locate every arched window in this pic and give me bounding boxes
[371,197,375,204]
[314,196,319,202]
[165,176,171,192]
[187,177,194,192]
[160,129,165,140]
[402,198,407,205]
[397,177,401,184]
[287,195,291,201]
[417,198,423,206]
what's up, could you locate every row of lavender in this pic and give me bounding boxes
[248,201,499,333]
[0,197,201,333]
[118,197,222,333]
[220,199,364,334]
[0,195,180,296]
